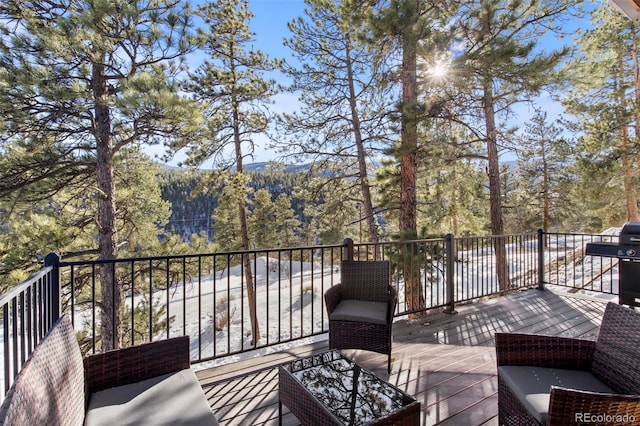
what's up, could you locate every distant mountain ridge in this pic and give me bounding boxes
[243,162,311,173]
[160,161,311,174]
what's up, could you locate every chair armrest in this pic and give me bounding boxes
[84,336,191,393]
[548,386,640,424]
[495,333,595,369]
[325,284,343,314]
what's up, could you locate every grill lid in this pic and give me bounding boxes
[620,222,640,245]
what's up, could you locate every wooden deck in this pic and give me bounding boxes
[195,288,613,425]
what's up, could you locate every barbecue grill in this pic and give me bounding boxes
[585,222,640,308]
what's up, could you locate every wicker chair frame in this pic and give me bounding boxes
[0,315,193,425]
[324,260,397,373]
[496,301,640,425]
[84,335,191,393]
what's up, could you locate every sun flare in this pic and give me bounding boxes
[429,60,449,81]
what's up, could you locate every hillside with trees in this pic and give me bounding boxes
[158,166,305,241]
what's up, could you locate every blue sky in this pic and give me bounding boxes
[151,0,306,167]
[244,0,597,165]
[158,0,599,167]
[249,0,306,61]
[246,0,307,164]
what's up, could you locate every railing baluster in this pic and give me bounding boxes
[299,248,303,339]
[288,252,293,341]
[226,253,231,356]
[265,251,270,345]
[149,259,153,343]
[538,229,545,289]
[3,306,9,394]
[130,260,135,346]
[198,256,202,360]
[211,254,218,358]
[182,258,186,338]
[165,258,170,339]
[90,265,96,353]
[11,299,17,387]
[26,286,32,356]
[278,250,282,343]
[18,293,25,367]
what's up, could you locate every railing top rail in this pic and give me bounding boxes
[355,237,447,244]
[58,242,347,267]
[453,232,538,241]
[0,266,53,306]
[355,233,537,245]
[52,231,618,267]
[546,231,620,237]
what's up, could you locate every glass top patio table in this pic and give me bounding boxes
[278,350,419,425]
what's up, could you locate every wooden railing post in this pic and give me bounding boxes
[44,252,61,323]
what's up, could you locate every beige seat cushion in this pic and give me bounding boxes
[498,366,615,424]
[85,368,218,426]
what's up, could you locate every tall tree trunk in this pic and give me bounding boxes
[542,146,550,233]
[618,55,638,222]
[482,80,510,293]
[400,35,417,236]
[238,200,259,344]
[93,59,120,350]
[345,37,379,246]
[233,94,260,345]
[400,0,425,315]
[621,123,638,222]
[634,37,640,210]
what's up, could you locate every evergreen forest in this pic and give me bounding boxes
[1,0,638,300]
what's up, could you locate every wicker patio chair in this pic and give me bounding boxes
[496,301,640,426]
[324,260,397,373]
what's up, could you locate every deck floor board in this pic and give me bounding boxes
[196,289,611,425]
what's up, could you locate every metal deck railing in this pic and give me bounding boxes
[0,229,622,401]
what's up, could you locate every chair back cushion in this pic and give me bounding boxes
[0,314,85,426]
[592,302,640,394]
[341,260,390,303]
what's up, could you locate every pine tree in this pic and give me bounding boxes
[281,0,392,245]
[293,172,360,247]
[248,189,301,249]
[0,0,201,349]
[416,125,488,237]
[176,0,282,345]
[368,0,457,314]
[512,109,574,233]
[0,149,175,337]
[453,0,574,291]
[562,3,640,227]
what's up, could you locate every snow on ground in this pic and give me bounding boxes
[157,255,336,366]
